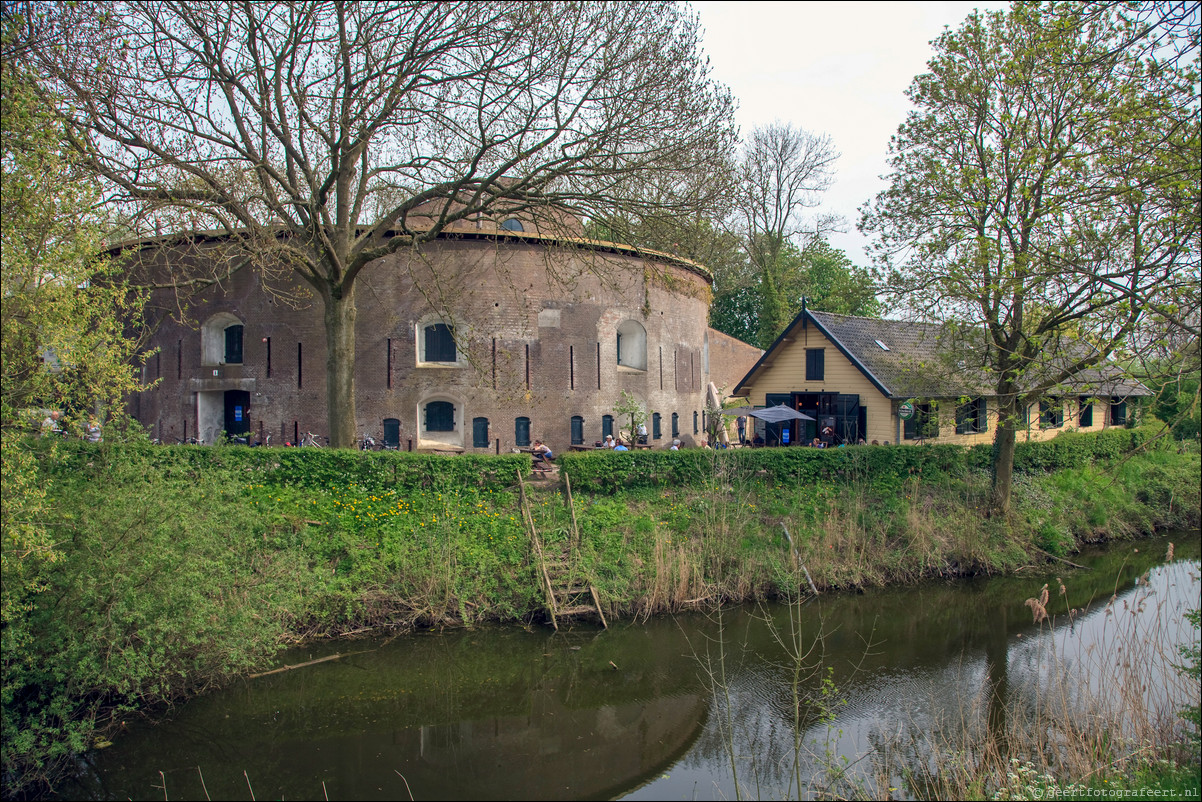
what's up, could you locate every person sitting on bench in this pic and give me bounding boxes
[532,440,554,471]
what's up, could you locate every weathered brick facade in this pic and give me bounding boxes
[130,231,762,455]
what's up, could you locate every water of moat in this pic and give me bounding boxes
[61,532,1200,801]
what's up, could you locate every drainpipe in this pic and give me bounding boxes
[894,401,901,444]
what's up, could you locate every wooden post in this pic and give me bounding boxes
[565,473,581,552]
[518,470,558,630]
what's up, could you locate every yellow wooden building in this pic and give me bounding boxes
[730,307,1148,447]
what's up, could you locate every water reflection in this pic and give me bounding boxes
[62,533,1199,801]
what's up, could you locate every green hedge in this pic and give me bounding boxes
[35,427,1160,496]
[560,428,1165,493]
[39,441,530,493]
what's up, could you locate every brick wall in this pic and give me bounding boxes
[128,233,756,455]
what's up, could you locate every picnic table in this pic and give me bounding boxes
[515,446,557,478]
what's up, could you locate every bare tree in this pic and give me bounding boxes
[23,1,736,446]
[732,122,841,346]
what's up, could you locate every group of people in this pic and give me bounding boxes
[734,416,877,449]
[598,434,630,451]
[40,410,102,443]
[596,433,688,451]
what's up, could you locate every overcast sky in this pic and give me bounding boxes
[692,1,1007,266]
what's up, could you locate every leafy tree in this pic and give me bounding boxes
[1142,354,1201,442]
[790,240,880,319]
[612,389,647,446]
[0,33,144,431]
[2,13,149,794]
[1,11,147,606]
[23,1,737,447]
[710,239,879,348]
[860,2,1199,516]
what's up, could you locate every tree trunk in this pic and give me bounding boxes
[990,408,1017,519]
[323,286,357,449]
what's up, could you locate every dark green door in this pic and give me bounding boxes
[224,390,250,437]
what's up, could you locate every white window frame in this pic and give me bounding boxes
[201,312,244,366]
[415,314,464,367]
[417,394,464,450]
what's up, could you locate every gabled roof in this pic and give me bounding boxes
[733,307,1149,399]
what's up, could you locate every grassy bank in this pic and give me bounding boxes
[2,430,1198,796]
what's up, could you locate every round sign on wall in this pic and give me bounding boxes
[898,401,915,420]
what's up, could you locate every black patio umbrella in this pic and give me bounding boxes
[747,404,816,423]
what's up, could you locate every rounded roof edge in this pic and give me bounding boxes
[107,226,714,284]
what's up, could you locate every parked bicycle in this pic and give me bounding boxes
[300,431,324,447]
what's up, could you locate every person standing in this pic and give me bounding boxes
[736,415,747,445]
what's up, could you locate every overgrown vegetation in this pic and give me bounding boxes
[889,560,1201,802]
[2,429,1198,797]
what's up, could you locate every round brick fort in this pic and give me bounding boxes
[126,224,761,454]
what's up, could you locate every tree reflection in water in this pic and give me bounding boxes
[61,534,1198,801]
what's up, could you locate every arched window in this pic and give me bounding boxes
[652,412,662,440]
[425,401,455,432]
[693,410,699,434]
[515,417,531,447]
[571,416,584,445]
[602,415,614,439]
[418,396,463,449]
[472,417,490,448]
[672,412,679,437]
[200,312,244,366]
[616,319,647,371]
[500,218,525,232]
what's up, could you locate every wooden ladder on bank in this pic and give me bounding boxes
[517,471,608,631]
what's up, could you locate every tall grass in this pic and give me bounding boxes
[3,440,1197,797]
[872,550,1201,800]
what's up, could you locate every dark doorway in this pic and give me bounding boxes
[224,390,250,437]
[770,392,863,446]
[383,418,401,449]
